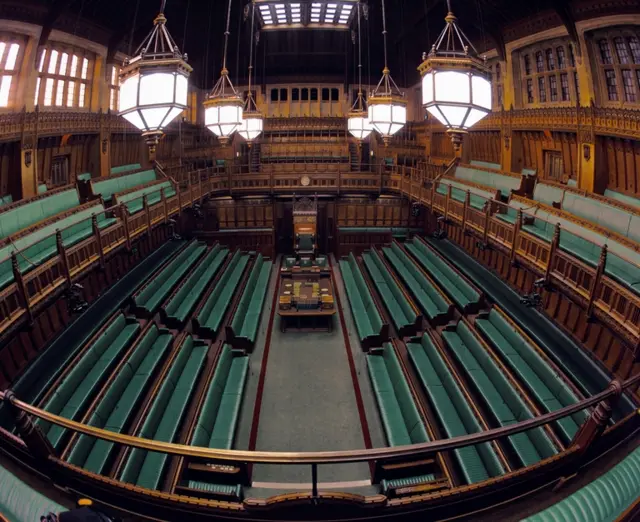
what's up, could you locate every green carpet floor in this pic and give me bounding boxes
[426,237,635,419]
[251,257,375,484]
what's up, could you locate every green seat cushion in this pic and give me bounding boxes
[0,465,66,522]
[187,481,242,498]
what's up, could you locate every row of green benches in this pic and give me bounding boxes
[0,465,66,522]
[225,254,272,350]
[339,253,388,348]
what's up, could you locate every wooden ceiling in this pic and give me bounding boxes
[5,0,640,88]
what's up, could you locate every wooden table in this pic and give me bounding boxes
[277,274,336,332]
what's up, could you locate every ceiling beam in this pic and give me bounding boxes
[37,0,74,47]
[554,0,582,57]
[487,27,507,62]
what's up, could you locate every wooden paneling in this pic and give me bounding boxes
[467,131,501,165]
[0,141,19,200]
[36,135,95,187]
[431,132,454,159]
[110,133,144,169]
[518,131,577,182]
[335,198,424,228]
[598,135,640,196]
[201,199,275,229]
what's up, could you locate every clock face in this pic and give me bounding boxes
[300,175,311,187]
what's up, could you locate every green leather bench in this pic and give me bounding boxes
[0,240,184,432]
[436,181,493,210]
[455,166,521,195]
[92,168,155,201]
[0,187,81,239]
[470,160,501,170]
[338,227,423,238]
[67,324,173,475]
[191,345,249,449]
[340,253,387,347]
[0,194,13,206]
[442,321,558,467]
[522,445,640,522]
[194,251,250,337]
[0,465,67,522]
[186,480,242,500]
[476,309,589,445]
[604,188,640,210]
[0,206,117,290]
[116,180,176,214]
[163,245,229,325]
[111,163,142,175]
[382,243,452,323]
[362,249,420,335]
[405,238,481,311]
[407,334,506,484]
[120,335,208,490]
[132,240,207,315]
[226,254,272,348]
[533,182,564,207]
[38,313,141,450]
[494,206,519,225]
[367,343,429,447]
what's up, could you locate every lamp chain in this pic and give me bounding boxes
[247,0,256,97]
[357,1,363,95]
[381,0,388,70]
[159,0,167,14]
[446,0,452,13]
[222,0,233,71]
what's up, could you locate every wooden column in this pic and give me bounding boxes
[3,390,54,461]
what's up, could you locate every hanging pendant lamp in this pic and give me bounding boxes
[238,1,263,144]
[204,0,243,144]
[367,0,406,145]
[118,0,192,158]
[418,0,491,151]
[348,2,373,141]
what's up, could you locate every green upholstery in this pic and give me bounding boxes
[442,322,558,467]
[187,480,242,499]
[407,335,506,484]
[0,465,66,522]
[533,182,564,207]
[118,180,176,214]
[362,249,418,333]
[111,163,142,175]
[0,194,13,206]
[455,166,521,194]
[521,168,537,176]
[476,310,588,445]
[228,254,272,345]
[0,240,184,432]
[67,324,173,475]
[133,240,207,314]
[470,160,501,170]
[438,179,494,209]
[382,243,450,321]
[120,335,208,490]
[191,345,249,449]
[367,343,429,447]
[494,206,519,225]
[0,204,114,290]
[38,314,141,449]
[406,238,480,310]
[296,233,314,253]
[522,445,640,522]
[604,189,640,210]
[0,188,80,239]
[76,172,92,181]
[38,184,48,194]
[93,168,155,201]
[338,227,423,235]
[163,245,229,324]
[380,474,436,493]
[339,253,385,344]
[195,251,250,335]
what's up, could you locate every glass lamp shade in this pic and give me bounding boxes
[119,71,188,132]
[367,97,407,137]
[204,97,244,138]
[238,111,264,141]
[421,69,491,130]
[348,111,373,140]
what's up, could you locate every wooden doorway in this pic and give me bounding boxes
[544,150,564,181]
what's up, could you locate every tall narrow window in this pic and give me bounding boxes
[536,51,544,72]
[614,37,630,64]
[605,70,618,100]
[538,77,547,102]
[109,65,119,111]
[622,70,636,101]
[599,39,613,64]
[55,80,64,106]
[549,75,558,101]
[0,41,21,107]
[546,49,555,70]
[574,72,580,101]
[556,46,566,69]
[524,54,532,75]
[569,44,576,67]
[560,73,570,101]
[35,46,92,109]
[66,81,75,107]
[526,79,534,103]
[44,78,54,105]
[629,37,640,64]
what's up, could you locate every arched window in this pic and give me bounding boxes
[0,38,24,108]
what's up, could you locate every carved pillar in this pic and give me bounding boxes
[577,103,596,193]
[3,390,54,461]
[98,110,111,177]
[20,109,38,199]
[570,380,622,452]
